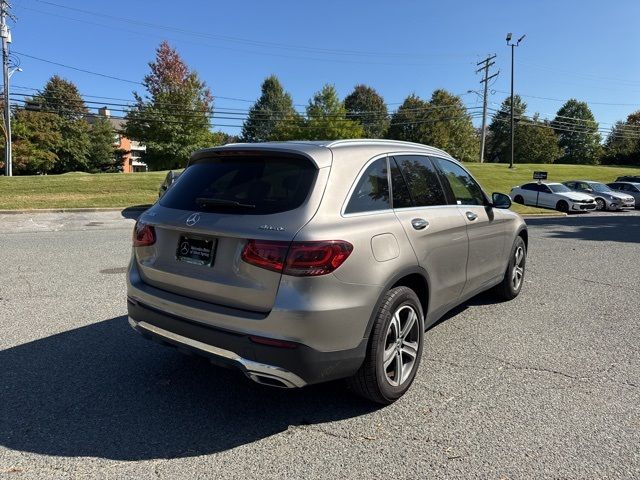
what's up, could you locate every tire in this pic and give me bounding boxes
[348,286,424,405]
[556,200,569,213]
[595,198,606,211]
[493,236,526,301]
[514,195,524,205]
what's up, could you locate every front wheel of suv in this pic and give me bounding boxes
[493,236,526,301]
[348,286,424,405]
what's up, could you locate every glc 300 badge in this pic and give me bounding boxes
[258,225,285,231]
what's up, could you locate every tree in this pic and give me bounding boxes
[488,96,561,164]
[387,94,430,143]
[344,84,389,138]
[303,84,364,140]
[32,75,88,120]
[125,41,214,170]
[420,89,478,162]
[515,115,562,164]
[50,119,91,173]
[602,111,640,165]
[88,118,118,172]
[487,95,527,163]
[11,109,63,174]
[28,76,92,172]
[241,75,298,142]
[552,99,601,164]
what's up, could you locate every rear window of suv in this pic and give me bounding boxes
[160,155,317,215]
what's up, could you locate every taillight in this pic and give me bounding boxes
[241,240,353,276]
[133,221,156,247]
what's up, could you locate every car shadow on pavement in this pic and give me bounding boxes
[526,214,640,244]
[0,316,377,461]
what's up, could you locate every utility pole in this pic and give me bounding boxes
[476,54,498,163]
[1,1,11,176]
[506,33,525,169]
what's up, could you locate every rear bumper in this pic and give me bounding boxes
[127,298,367,387]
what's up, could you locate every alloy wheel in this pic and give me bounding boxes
[512,245,525,290]
[383,305,420,387]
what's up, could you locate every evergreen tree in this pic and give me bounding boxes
[88,118,118,172]
[387,94,430,143]
[241,75,298,142]
[421,89,478,162]
[304,84,364,140]
[30,76,92,172]
[602,111,640,165]
[516,116,562,164]
[32,75,88,120]
[488,95,527,163]
[125,41,215,170]
[344,84,389,138]
[552,99,601,164]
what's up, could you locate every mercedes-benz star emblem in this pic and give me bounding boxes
[179,241,190,256]
[186,213,200,226]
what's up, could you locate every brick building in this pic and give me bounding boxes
[87,107,147,173]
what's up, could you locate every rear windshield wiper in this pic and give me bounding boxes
[195,197,256,209]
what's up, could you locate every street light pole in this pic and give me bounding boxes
[1,1,10,176]
[506,33,525,169]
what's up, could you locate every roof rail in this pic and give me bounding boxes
[324,139,453,158]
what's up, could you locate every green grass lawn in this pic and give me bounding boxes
[1,163,639,213]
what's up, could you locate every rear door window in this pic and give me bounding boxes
[345,157,390,214]
[393,155,447,207]
[160,155,317,215]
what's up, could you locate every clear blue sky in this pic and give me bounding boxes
[9,0,640,137]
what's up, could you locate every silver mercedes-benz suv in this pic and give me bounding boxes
[127,140,527,404]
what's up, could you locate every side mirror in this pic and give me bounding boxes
[492,192,512,209]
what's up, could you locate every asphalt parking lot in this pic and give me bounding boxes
[1,209,639,479]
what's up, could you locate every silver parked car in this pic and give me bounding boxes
[607,182,640,209]
[127,140,528,404]
[563,180,635,211]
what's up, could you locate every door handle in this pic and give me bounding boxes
[411,218,429,230]
[465,211,478,221]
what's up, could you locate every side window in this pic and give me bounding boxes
[390,159,413,208]
[432,158,486,206]
[393,155,446,207]
[344,157,390,214]
[565,182,575,189]
[540,185,552,194]
[521,183,536,191]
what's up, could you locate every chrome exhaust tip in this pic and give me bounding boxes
[247,372,296,388]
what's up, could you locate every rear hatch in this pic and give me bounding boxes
[135,151,327,312]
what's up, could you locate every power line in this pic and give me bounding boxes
[29,0,479,61]
[493,89,640,107]
[11,99,484,130]
[8,88,486,118]
[13,51,143,85]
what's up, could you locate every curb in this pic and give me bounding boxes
[0,206,151,215]
[520,213,567,219]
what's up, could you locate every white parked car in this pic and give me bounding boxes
[510,182,596,213]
